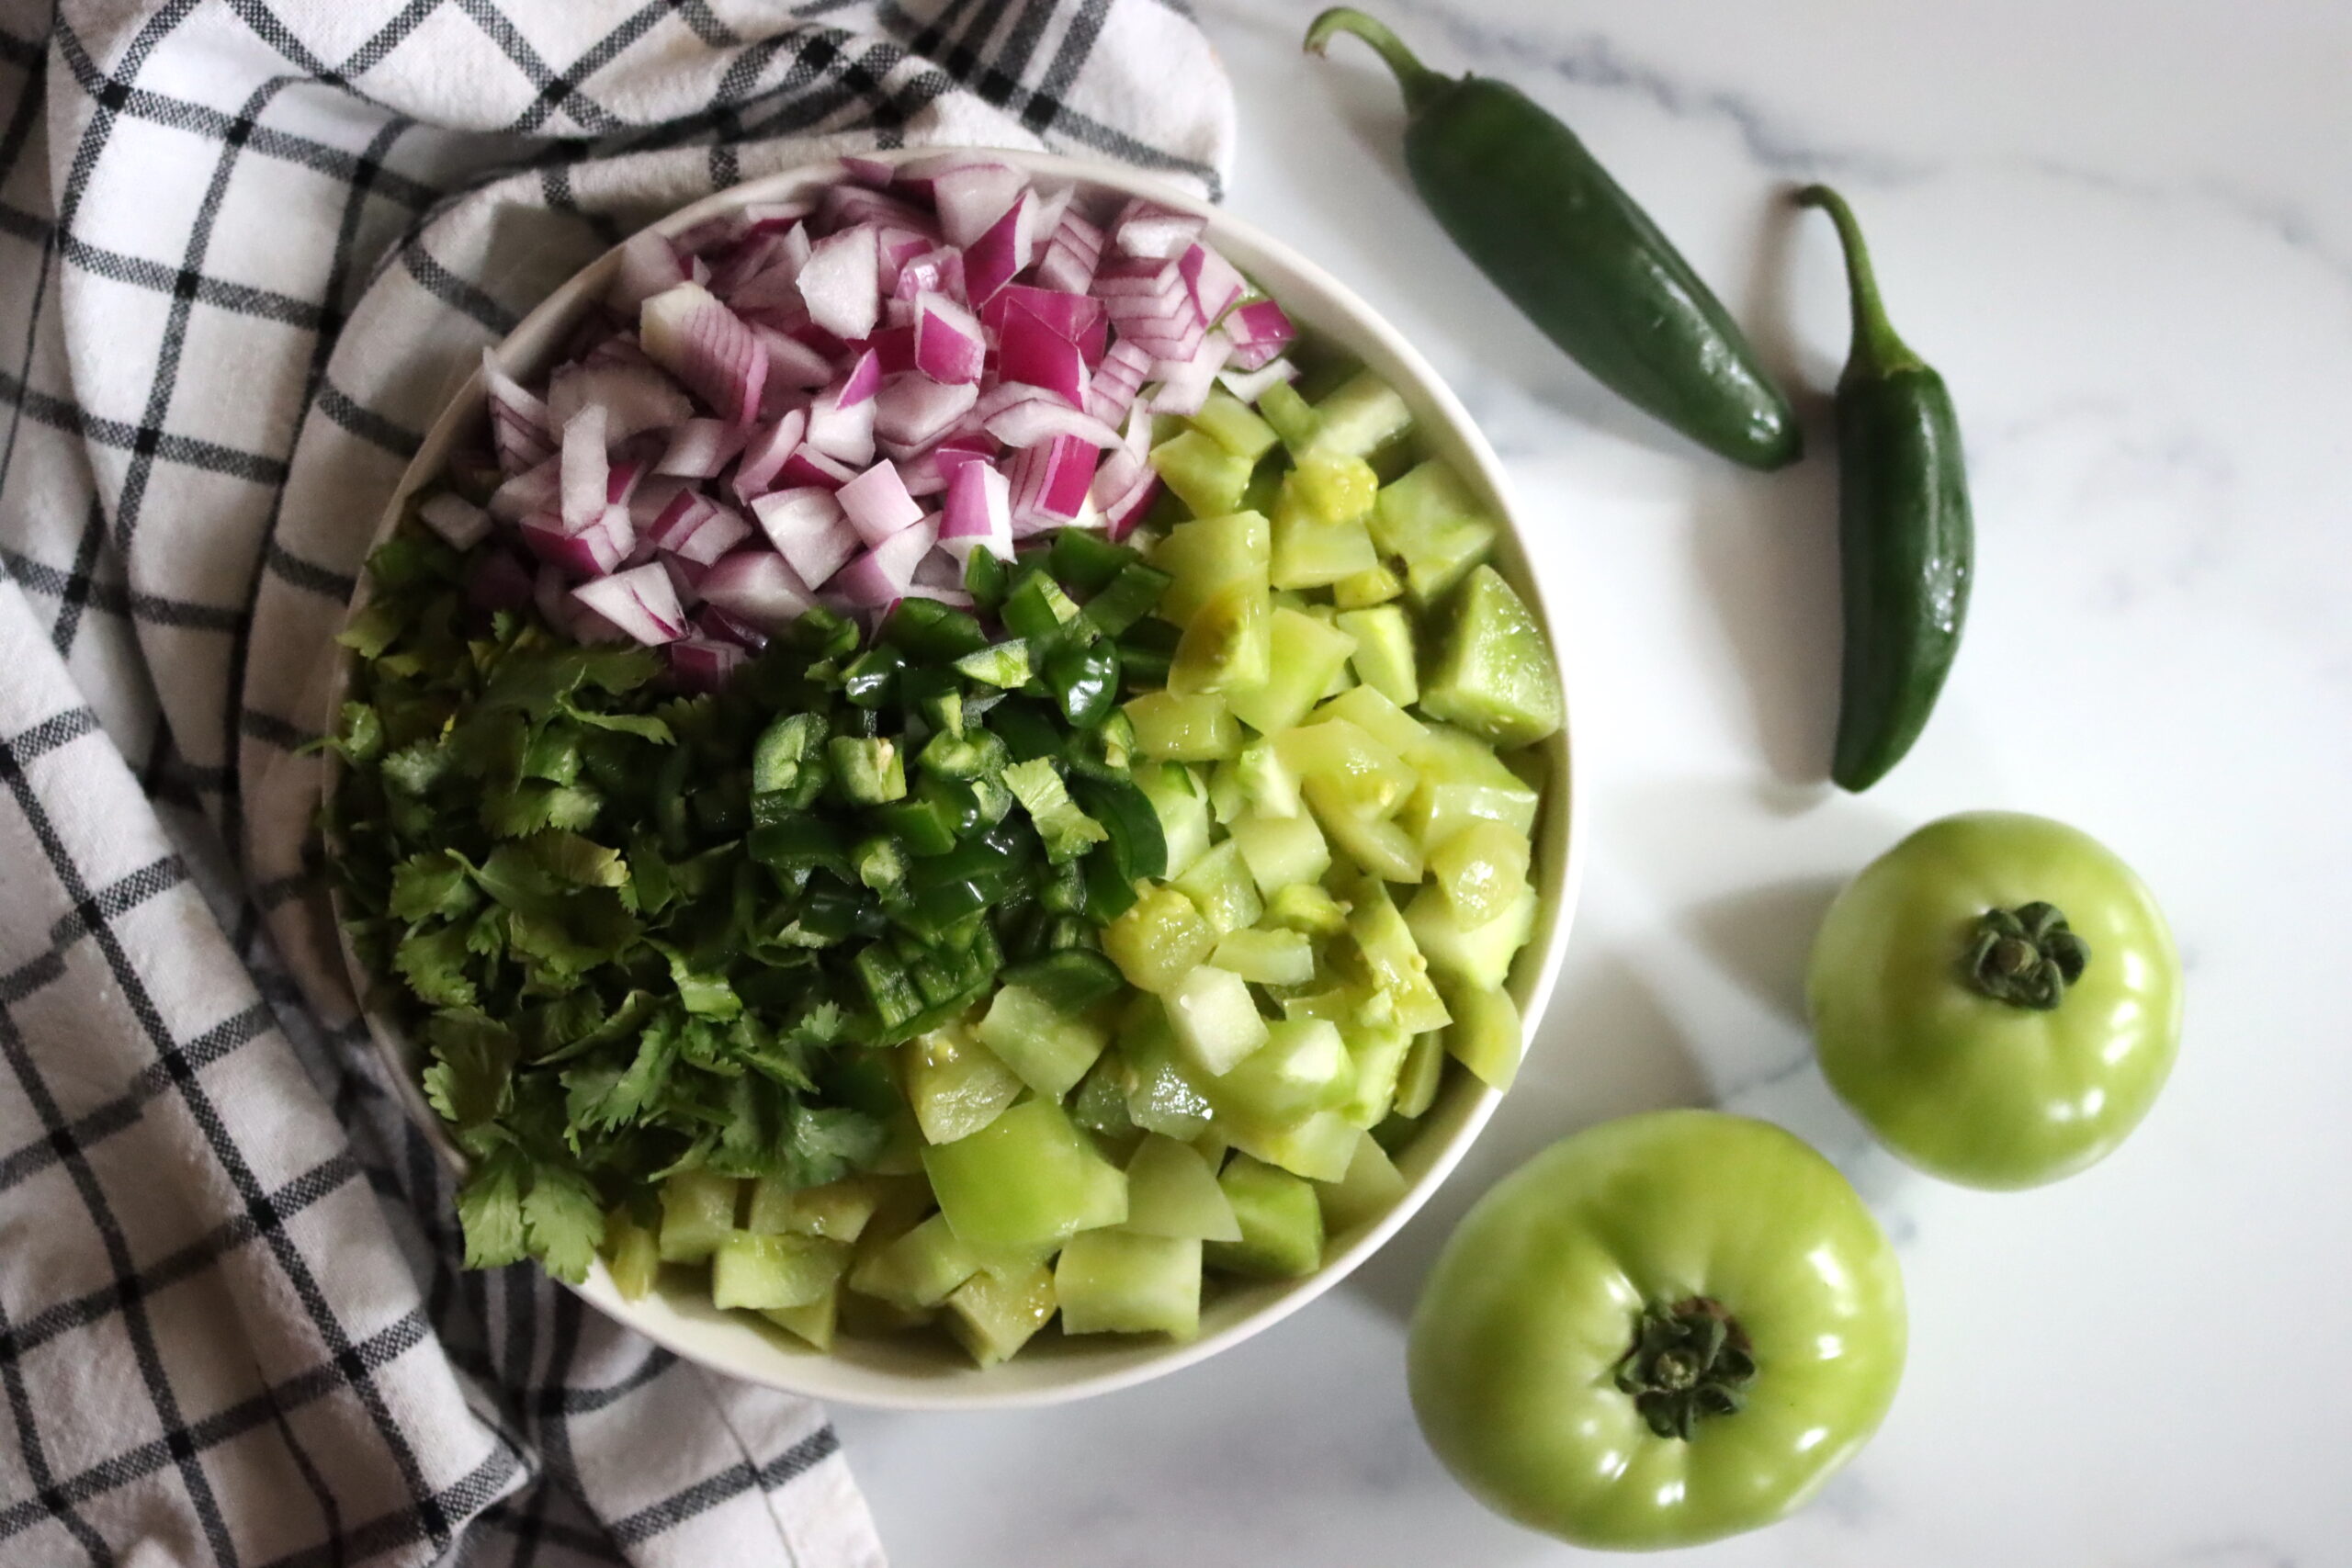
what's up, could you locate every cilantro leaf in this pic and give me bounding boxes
[520,1161,605,1284]
[420,1009,515,1128]
[389,850,478,923]
[455,1146,527,1269]
[395,923,477,1009]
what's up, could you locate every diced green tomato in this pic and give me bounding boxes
[828,735,907,805]
[1406,880,1538,991]
[1443,981,1523,1091]
[944,1260,1057,1368]
[1227,810,1331,897]
[1336,605,1419,706]
[974,983,1109,1098]
[837,1290,936,1337]
[1224,1103,1357,1181]
[922,1099,1127,1247]
[1223,607,1356,735]
[746,1177,882,1242]
[1255,378,1319,452]
[869,1108,928,1175]
[1120,996,1217,1139]
[1234,736,1302,818]
[901,1024,1024,1145]
[1348,880,1453,1033]
[1401,725,1542,851]
[1331,560,1404,609]
[1308,795,1426,885]
[1265,883,1350,937]
[1275,717,1415,819]
[657,1172,739,1263]
[1150,510,1269,625]
[1210,1017,1352,1123]
[1312,683,1432,762]
[1308,370,1414,458]
[1317,1130,1410,1233]
[1338,1010,1413,1129]
[1165,964,1270,1076]
[847,1213,982,1309]
[1370,459,1497,606]
[1132,761,1210,878]
[1055,1230,1203,1340]
[1393,1028,1447,1119]
[1069,1049,1142,1149]
[1170,840,1263,935]
[1211,925,1317,987]
[1271,483,1379,590]
[1102,884,1217,994]
[604,1208,660,1300]
[1431,818,1533,927]
[1123,1134,1244,1242]
[1419,565,1564,747]
[762,1286,838,1351]
[1190,389,1280,461]
[1205,1155,1325,1279]
[1168,581,1271,695]
[1292,451,1381,524]
[1125,689,1240,762]
[1150,430,1255,519]
[712,1231,850,1311]
[1205,759,1249,825]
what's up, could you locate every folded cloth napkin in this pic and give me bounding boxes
[0,2,1232,1562]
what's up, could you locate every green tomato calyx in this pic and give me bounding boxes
[1966,902,2091,1011]
[1613,1297,1756,1441]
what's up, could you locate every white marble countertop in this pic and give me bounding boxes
[838,2,2352,1561]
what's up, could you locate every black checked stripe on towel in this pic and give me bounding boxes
[0,0,1233,1562]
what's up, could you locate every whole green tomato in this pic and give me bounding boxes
[1808,811,2182,1189]
[1409,1111,1906,1551]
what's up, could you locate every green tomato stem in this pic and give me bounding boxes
[1965,902,2091,1010]
[1612,1297,1757,1441]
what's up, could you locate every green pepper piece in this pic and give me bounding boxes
[1795,186,1973,793]
[1001,570,1085,644]
[1062,708,1137,784]
[1082,847,1140,921]
[791,604,860,658]
[748,815,852,879]
[1001,948,1125,1012]
[919,727,1010,781]
[872,794,962,857]
[882,598,989,662]
[987,698,1064,765]
[854,944,923,1030]
[1082,561,1173,638]
[1045,640,1120,729]
[963,545,1010,611]
[1068,774,1168,886]
[795,883,866,942]
[654,745,693,855]
[1038,855,1089,916]
[842,643,907,708]
[1306,9,1800,470]
[828,736,907,806]
[752,711,828,795]
[1048,528,1141,593]
[955,640,1034,690]
[853,835,910,896]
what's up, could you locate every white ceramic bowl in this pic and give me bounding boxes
[334,147,1584,1409]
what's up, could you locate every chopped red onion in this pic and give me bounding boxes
[751,487,860,586]
[699,549,816,631]
[607,231,686,313]
[644,490,718,553]
[628,476,689,538]
[997,302,1088,407]
[804,377,877,467]
[841,154,899,189]
[521,505,628,577]
[1035,211,1104,295]
[831,513,940,608]
[654,418,748,479]
[694,602,770,649]
[820,184,934,238]
[572,561,686,646]
[870,322,918,371]
[987,396,1124,450]
[797,224,881,339]
[1112,197,1204,260]
[752,324,832,389]
[1093,449,1159,541]
[1007,433,1097,536]
[731,407,809,501]
[964,189,1037,304]
[938,458,1012,564]
[1148,330,1233,416]
[914,290,985,384]
[874,372,978,451]
[1221,299,1295,371]
[662,552,707,606]
[707,230,786,299]
[1219,355,1298,403]
[892,246,966,308]
[666,502,754,569]
[837,347,883,407]
[550,366,693,442]
[419,491,491,549]
[639,281,767,425]
[1178,242,1247,326]
[482,350,554,475]
[1086,337,1154,423]
[560,405,610,531]
[837,459,925,546]
[875,226,937,295]
[779,446,857,490]
[738,200,815,235]
[933,162,1025,249]
[489,457,559,524]
[605,457,648,508]
[668,637,747,694]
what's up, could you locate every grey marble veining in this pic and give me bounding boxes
[837,2,2352,1562]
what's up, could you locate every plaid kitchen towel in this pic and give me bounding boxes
[0,1,1234,1563]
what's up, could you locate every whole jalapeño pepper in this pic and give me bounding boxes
[1796,186,1972,791]
[1305,8,1801,469]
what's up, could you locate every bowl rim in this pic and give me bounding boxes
[325,144,1588,1409]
